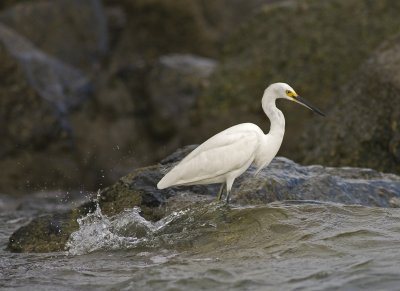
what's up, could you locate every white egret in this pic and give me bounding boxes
[157,83,324,203]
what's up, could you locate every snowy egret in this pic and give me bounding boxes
[157,83,324,203]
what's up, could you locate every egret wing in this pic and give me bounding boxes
[158,130,260,188]
[180,123,263,164]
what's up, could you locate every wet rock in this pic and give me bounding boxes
[8,146,400,252]
[0,0,108,69]
[98,163,216,221]
[8,202,96,253]
[301,35,400,174]
[234,158,400,207]
[199,0,400,158]
[7,161,214,252]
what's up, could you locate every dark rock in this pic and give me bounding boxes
[0,24,92,194]
[198,0,400,159]
[147,54,217,138]
[0,24,92,116]
[80,53,218,180]
[234,158,400,207]
[0,40,57,158]
[0,1,26,10]
[8,146,400,252]
[0,0,280,194]
[7,161,214,252]
[8,201,96,253]
[105,0,276,71]
[301,35,400,174]
[106,0,217,67]
[0,0,108,69]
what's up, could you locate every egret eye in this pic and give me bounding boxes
[286,90,292,96]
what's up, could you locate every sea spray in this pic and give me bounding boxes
[66,191,194,255]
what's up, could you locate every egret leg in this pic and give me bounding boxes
[216,183,226,201]
[225,178,235,205]
[225,190,231,204]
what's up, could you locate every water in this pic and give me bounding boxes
[2,193,400,290]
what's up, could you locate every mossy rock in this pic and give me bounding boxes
[0,0,108,69]
[199,0,400,157]
[8,202,96,252]
[7,165,171,252]
[98,166,168,221]
[300,35,400,174]
[8,146,400,252]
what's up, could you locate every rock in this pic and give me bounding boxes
[0,0,281,194]
[106,0,216,67]
[105,0,276,69]
[0,24,92,194]
[83,53,218,178]
[146,54,217,138]
[7,160,214,252]
[8,146,400,252]
[199,0,400,158]
[0,0,108,69]
[0,40,57,159]
[234,158,400,207]
[301,35,400,174]
[0,0,25,10]
[0,24,92,115]
[8,202,96,252]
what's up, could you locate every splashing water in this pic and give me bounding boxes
[66,192,193,256]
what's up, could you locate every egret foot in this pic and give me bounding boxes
[216,184,226,201]
[225,191,231,204]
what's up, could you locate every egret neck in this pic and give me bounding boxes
[254,89,286,174]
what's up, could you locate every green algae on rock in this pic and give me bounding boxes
[8,147,400,252]
[8,202,96,253]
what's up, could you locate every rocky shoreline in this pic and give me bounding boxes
[8,147,400,252]
[2,0,400,195]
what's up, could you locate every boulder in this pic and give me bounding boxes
[8,201,98,253]
[146,54,217,139]
[199,0,400,158]
[105,0,276,69]
[0,24,92,194]
[300,36,400,174]
[84,53,218,177]
[106,0,216,70]
[8,146,400,252]
[0,1,26,10]
[0,0,108,69]
[0,0,285,194]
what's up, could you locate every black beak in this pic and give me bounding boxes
[294,96,325,116]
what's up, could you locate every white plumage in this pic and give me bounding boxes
[157,83,324,203]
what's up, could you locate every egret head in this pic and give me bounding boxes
[266,83,325,116]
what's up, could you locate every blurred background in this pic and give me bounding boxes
[1,0,400,196]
